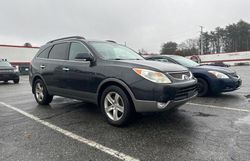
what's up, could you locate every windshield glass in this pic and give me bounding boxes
[89,42,144,60]
[0,61,11,67]
[169,55,200,67]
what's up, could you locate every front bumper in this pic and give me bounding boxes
[132,80,198,112]
[210,77,242,93]
[134,91,197,112]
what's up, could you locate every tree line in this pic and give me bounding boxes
[160,20,250,56]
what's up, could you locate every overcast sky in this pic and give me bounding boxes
[0,0,250,53]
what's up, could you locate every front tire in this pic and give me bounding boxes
[33,79,53,105]
[13,79,19,84]
[100,85,134,126]
[197,78,209,97]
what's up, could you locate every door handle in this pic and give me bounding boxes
[40,65,46,69]
[62,67,69,71]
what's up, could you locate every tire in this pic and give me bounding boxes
[13,79,19,84]
[33,79,53,105]
[4,80,8,83]
[100,85,134,126]
[197,78,209,97]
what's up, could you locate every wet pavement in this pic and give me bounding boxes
[1,66,250,161]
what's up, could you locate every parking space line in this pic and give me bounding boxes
[187,102,250,113]
[0,101,139,161]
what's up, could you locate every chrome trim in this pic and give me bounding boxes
[166,71,193,81]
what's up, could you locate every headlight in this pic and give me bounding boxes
[133,68,171,83]
[189,71,193,78]
[208,71,229,79]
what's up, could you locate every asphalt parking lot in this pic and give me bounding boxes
[1,66,250,161]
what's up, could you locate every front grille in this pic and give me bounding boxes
[168,71,191,80]
[174,84,197,101]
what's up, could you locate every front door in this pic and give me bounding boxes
[61,42,96,102]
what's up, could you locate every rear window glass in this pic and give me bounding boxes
[37,46,52,59]
[0,61,11,67]
[49,43,69,60]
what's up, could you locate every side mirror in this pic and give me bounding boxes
[75,53,94,61]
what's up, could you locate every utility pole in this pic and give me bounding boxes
[200,26,204,55]
[247,30,250,51]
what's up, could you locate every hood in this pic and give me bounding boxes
[113,60,188,72]
[191,65,234,74]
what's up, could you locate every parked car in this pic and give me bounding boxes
[206,61,230,67]
[29,36,197,126]
[146,55,242,96]
[0,59,20,83]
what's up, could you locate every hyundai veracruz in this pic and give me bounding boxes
[29,36,197,126]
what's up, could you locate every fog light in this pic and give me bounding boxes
[157,101,170,109]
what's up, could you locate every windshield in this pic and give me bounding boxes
[169,55,200,67]
[0,61,11,67]
[89,42,144,60]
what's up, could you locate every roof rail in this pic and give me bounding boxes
[106,40,117,43]
[47,36,85,44]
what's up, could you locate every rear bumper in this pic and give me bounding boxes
[134,91,197,112]
[0,72,19,81]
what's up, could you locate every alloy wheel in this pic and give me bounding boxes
[104,92,124,121]
[35,82,44,102]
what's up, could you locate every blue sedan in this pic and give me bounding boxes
[146,55,242,96]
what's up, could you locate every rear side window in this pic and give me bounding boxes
[37,46,52,58]
[49,43,69,60]
[69,42,90,60]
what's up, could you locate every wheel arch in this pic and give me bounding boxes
[31,74,48,94]
[97,78,136,108]
[193,73,211,84]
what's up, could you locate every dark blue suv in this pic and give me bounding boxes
[29,36,197,126]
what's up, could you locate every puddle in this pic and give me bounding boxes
[193,112,217,117]
[244,94,250,99]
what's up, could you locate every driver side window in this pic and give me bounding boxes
[69,42,90,60]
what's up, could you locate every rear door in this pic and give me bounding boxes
[44,42,70,94]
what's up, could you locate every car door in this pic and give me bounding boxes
[44,42,70,94]
[61,42,96,102]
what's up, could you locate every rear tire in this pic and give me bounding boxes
[13,79,19,84]
[33,79,53,105]
[197,78,209,97]
[100,85,134,126]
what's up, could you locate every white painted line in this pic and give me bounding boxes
[187,102,250,113]
[0,102,139,161]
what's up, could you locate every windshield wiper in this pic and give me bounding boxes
[110,58,142,60]
[110,58,124,60]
